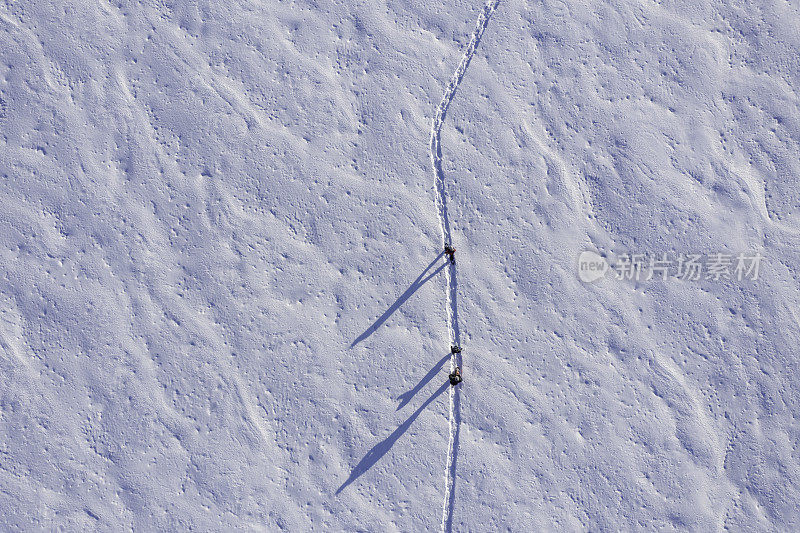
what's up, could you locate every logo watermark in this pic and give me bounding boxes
[577,251,763,283]
[577,251,609,282]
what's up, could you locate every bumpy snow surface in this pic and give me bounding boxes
[2,0,800,530]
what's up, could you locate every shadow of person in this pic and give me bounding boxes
[350,253,446,348]
[336,381,450,495]
[396,354,449,410]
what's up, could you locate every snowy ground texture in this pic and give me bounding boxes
[2,0,800,530]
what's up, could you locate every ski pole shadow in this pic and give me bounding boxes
[350,253,446,348]
[336,381,450,495]
[396,354,449,410]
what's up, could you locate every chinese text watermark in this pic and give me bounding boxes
[577,251,763,283]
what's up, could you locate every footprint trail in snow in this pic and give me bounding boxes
[429,1,501,531]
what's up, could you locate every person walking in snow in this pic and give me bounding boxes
[444,245,456,264]
[449,367,462,386]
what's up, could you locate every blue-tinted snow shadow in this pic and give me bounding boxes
[335,381,450,495]
[396,353,449,410]
[350,253,446,348]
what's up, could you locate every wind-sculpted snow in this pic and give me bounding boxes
[429,1,501,531]
[3,0,800,530]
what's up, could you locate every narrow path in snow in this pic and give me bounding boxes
[429,2,501,531]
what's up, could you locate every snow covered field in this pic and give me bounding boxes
[2,0,800,530]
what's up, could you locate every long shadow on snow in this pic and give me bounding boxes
[336,381,450,495]
[350,253,446,348]
[396,354,449,411]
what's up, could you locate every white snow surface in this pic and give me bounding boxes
[2,0,800,531]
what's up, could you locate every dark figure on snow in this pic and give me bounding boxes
[449,367,462,386]
[444,245,456,264]
[451,345,462,354]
